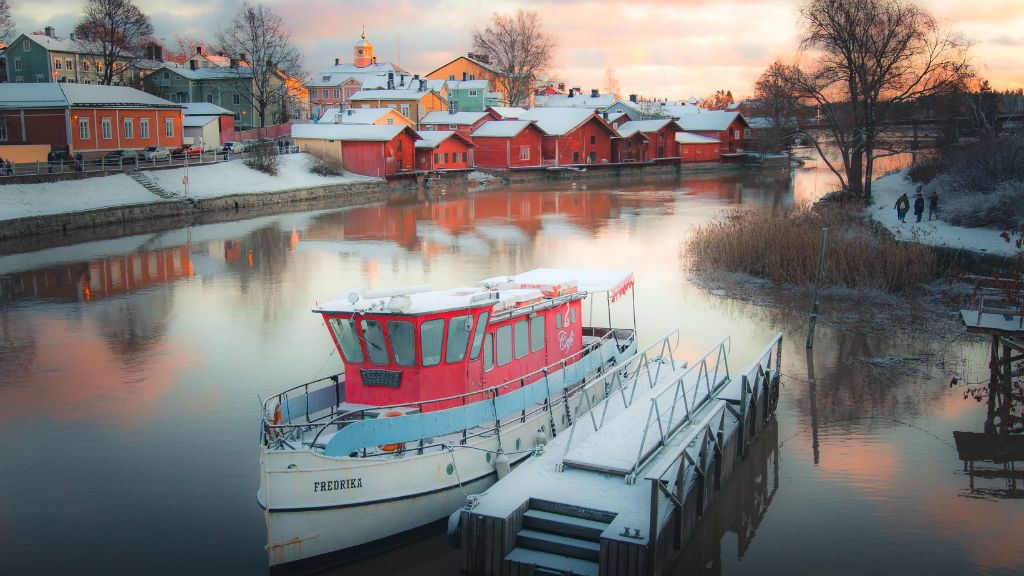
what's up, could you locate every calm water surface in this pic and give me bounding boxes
[0,160,1019,575]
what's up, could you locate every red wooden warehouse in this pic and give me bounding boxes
[470,120,545,170]
[418,110,497,138]
[414,130,475,171]
[292,123,419,177]
[517,107,618,166]
[675,111,750,154]
[676,132,722,163]
[614,118,684,160]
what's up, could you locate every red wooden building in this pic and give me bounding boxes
[470,120,545,170]
[414,130,475,171]
[612,132,648,163]
[418,110,496,138]
[0,83,184,158]
[676,132,722,163]
[292,123,419,177]
[675,111,749,154]
[614,118,684,160]
[517,108,617,166]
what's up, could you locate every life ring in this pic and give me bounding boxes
[379,410,405,452]
[265,401,283,440]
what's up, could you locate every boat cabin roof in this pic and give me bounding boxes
[314,268,633,316]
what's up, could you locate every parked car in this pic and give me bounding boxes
[221,141,245,153]
[171,144,204,158]
[143,146,170,160]
[241,139,261,150]
[102,149,141,165]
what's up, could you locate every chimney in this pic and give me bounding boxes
[387,72,394,90]
[334,58,340,65]
[230,57,238,69]
[239,52,247,63]
[629,94,637,103]
[44,26,55,38]
[189,60,197,71]
[462,72,467,81]
[602,111,608,120]
[591,89,599,98]
[196,46,202,55]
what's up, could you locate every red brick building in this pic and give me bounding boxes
[414,130,475,171]
[0,83,183,157]
[675,111,749,154]
[517,108,617,166]
[292,123,419,177]
[470,120,545,169]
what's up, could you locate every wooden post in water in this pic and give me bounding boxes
[806,227,829,349]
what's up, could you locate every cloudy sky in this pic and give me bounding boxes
[13,0,1024,99]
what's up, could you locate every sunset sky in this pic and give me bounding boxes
[15,0,1024,99]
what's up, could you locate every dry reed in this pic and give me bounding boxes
[686,206,938,293]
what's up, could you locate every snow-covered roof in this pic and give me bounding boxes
[658,104,704,119]
[674,111,745,131]
[182,102,232,116]
[319,107,402,125]
[615,119,677,138]
[535,93,616,109]
[0,83,180,109]
[20,32,104,56]
[605,111,628,124]
[183,116,217,128]
[488,106,527,119]
[420,111,491,125]
[158,63,254,81]
[349,88,439,102]
[307,62,407,87]
[471,120,541,138]
[292,123,417,142]
[414,130,474,149]
[518,107,607,137]
[446,80,490,90]
[675,132,721,144]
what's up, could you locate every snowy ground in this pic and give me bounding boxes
[0,154,380,222]
[869,171,1018,257]
[143,154,378,199]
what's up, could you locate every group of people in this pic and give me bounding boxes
[0,157,14,176]
[895,186,938,223]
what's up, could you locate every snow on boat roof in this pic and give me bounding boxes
[314,268,634,314]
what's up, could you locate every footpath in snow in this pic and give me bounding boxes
[0,154,380,222]
[869,171,1018,257]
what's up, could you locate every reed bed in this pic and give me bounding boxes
[686,206,938,294]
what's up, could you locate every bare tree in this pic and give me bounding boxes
[217,1,303,129]
[638,99,668,119]
[603,68,621,100]
[172,34,205,63]
[0,0,15,44]
[752,60,802,152]
[779,0,971,200]
[74,0,154,86]
[472,10,556,107]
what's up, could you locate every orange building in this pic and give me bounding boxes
[426,54,534,107]
[348,76,448,124]
[0,83,183,158]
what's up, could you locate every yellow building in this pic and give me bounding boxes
[426,53,534,107]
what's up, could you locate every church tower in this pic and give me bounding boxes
[353,28,374,68]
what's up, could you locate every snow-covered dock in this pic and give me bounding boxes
[456,332,784,576]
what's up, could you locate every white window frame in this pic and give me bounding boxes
[101,118,112,139]
[333,89,340,99]
[386,118,394,125]
[66,59,73,71]
[232,93,240,105]
[13,58,21,71]
[520,146,530,160]
[22,39,30,52]
[140,119,150,139]
[468,90,478,97]
[164,118,174,138]
[310,88,317,99]
[401,104,410,117]
[54,58,62,70]
[79,119,89,140]
[123,118,134,139]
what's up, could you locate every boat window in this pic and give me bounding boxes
[531,315,544,352]
[556,313,562,329]
[570,308,577,325]
[386,321,415,367]
[469,312,490,360]
[514,319,529,359]
[446,314,473,363]
[420,318,444,366]
[329,317,364,363]
[360,320,389,365]
[496,324,512,366]
[483,333,494,371]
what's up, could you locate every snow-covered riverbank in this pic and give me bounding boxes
[869,171,1018,257]
[0,154,379,222]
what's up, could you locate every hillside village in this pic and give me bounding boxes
[0,24,764,180]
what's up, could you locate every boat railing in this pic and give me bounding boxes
[262,325,637,448]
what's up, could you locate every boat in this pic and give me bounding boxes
[258,268,639,567]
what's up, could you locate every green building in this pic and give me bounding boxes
[443,79,502,113]
[5,28,136,85]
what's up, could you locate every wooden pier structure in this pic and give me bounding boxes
[455,332,784,576]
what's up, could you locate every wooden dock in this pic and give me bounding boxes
[455,333,784,576]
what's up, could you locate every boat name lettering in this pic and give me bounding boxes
[314,478,363,492]
[558,330,574,352]
[361,369,402,388]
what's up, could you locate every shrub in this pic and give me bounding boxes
[686,206,938,293]
[307,153,344,177]
[244,140,279,176]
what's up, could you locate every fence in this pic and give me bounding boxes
[221,123,293,143]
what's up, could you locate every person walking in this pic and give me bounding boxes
[928,190,938,220]
[913,192,925,223]
[894,192,910,223]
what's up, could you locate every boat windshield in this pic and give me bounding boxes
[445,314,472,363]
[469,312,489,359]
[360,320,389,365]
[420,319,444,366]
[386,321,415,366]
[328,318,363,363]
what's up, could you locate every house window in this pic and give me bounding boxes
[386,118,394,125]
[165,118,174,138]
[22,39,30,52]
[443,152,449,163]
[322,75,330,82]
[124,118,133,139]
[54,59,62,70]
[520,146,529,160]
[572,151,579,164]
[0,123,7,142]
[83,61,90,71]
[310,88,317,98]
[96,61,103,71]
[66,59,73,71]
[590,135,595,145]
[233,93,240,105]
[101,118,112,139]
[469,74,475,80]
[743,128,751,138]
[434,153,439,164]
[163,71,169,79]
[79,119,89,139]
[140,119,150,139]
[13,58,21,71]
[234,113,240,121]
[401,104,410,117]
[333,89,340,99]
[206,94,214,103]
[397,139,402,151]
[448,74,455,80]
[468,90,477,97]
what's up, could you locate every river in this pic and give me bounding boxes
[0,158,1020,575]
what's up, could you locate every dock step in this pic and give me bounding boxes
[505,547,598,576]
[523,509,609,541]
[517,529,600,561]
